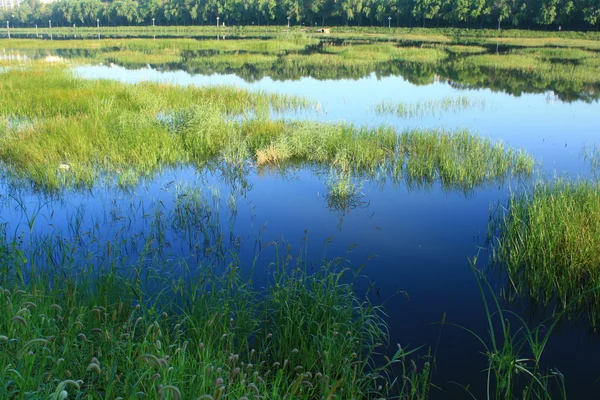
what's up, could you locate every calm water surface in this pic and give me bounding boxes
[2,55,600,398]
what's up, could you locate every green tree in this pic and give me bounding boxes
[412,0,441,26]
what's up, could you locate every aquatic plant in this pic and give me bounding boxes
[451,260,567,400]
[324,170,367,214]
[0,197,430,399]
[373,96,487,118]
[489,178,600,327]
[0,64,533,194]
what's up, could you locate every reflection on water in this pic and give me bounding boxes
[2,37,599,101]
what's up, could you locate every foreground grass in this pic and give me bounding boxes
[0,65,533,192]
[0,237,424,398]
[489,179,600,326]
[0,180,433,399]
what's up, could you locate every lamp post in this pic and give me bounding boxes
[49,20,51,29]
[97,18,99,29]
[216,16,219,28]
[388,16,392,28]
[152,17,155,27]
[287,16,290,28]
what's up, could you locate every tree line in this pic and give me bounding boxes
[2,0,599,30]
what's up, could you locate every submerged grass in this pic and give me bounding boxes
[489,179,600,326]
[373,96,487,118]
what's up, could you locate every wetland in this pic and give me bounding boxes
[1,29,600,399]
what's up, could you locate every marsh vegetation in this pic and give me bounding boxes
[0,31,599,399]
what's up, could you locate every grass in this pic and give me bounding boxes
[373,96,487,118]
[0,64,533,193]
[452,260,567,400]
[0,191,429,399]
[489,178,600,327]
[253,122,534,191]
[324,170,367,214]
[0,65,312,190]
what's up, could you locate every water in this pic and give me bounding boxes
[2,44,600,398]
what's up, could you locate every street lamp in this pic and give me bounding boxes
[388,16,392,28]
[49,20,52,29]
[216,16,219,28]
[97,18,99,29]
[152,17,155,27]
[287,16,290,28]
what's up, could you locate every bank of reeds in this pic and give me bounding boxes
[252,122,533,191]
[0,65,533,192]
[489,179,600,325]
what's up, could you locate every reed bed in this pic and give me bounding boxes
[489,179,600,326]
[0,64,533,193]
[0,65,311,190]
[252,122,533,191]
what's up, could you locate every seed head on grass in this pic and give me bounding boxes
[11,315,27,328]
[158,385,182,400]
[21,301,37,309]
[86,362,101,374]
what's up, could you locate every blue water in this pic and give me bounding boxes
[1,61,600,398]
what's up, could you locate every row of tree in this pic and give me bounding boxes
[2,0,599,30]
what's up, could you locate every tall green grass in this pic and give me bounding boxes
[0,65,533,193]
[489,179,600,326]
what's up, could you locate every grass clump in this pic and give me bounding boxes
[325,171,366,214]
[254,122,534,192]
[489,179,600,325]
